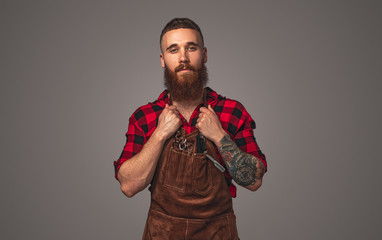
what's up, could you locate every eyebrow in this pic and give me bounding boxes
[165,41,200,51]
[186,41,200,47]
[166,44,178,51]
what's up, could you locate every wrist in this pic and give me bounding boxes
[151,128,167,143]
[214,129,227,148]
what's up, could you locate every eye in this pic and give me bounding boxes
[188,46,197,51]
[169,48,178,53]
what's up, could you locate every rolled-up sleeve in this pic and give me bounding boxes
[113,115,146,180]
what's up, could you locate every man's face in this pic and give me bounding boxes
[160,28,208,101]
[160,28,207,75]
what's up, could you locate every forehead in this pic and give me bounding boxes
[161,28,203,49]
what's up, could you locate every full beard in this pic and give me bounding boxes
[164,63,208,102]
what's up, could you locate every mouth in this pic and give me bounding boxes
[175,64,195,73]
[176,68,193,74]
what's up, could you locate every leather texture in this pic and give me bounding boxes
[143,129,239,239]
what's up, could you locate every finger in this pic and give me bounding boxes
[168,110,179,119]
[176,118,182,126]
[208,104,215,113]
[199,107,209,113]
[172,108,180,116]
[165,103,169,108]
[168,105,178,111]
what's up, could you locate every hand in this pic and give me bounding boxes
[155,104,182,140]
[196,105,226,146]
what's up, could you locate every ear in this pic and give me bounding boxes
[160,52,165,68]
[203,47,208,63]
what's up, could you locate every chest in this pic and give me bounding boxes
[179,109,195,123]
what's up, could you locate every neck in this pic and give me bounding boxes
[170,89,205,111]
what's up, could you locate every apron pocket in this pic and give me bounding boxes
[163,147,187,192]
[192,154,214,195]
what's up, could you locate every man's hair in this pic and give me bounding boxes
[160,18,204,51]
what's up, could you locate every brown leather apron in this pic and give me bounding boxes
[142,127,239,239]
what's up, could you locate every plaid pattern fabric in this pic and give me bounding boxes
[114,87,266,197]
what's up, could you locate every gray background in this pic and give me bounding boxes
[1,0,381,239]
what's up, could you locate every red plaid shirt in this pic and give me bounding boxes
[114,87,266,197]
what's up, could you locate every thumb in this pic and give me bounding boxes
[208,104,215,113]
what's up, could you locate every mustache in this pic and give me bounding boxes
[175,63,196,72]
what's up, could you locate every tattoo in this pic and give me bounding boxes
[220,151,232,162]
[218,134,261,187]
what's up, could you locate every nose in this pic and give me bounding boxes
[179,49,189,63]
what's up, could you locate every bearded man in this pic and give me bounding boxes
[114,18,267,240]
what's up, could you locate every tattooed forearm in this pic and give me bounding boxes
[218,134,263,187]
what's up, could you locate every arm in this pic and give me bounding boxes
[117,104,182,197]
[217,134,265,191]
[196,105,265,191]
